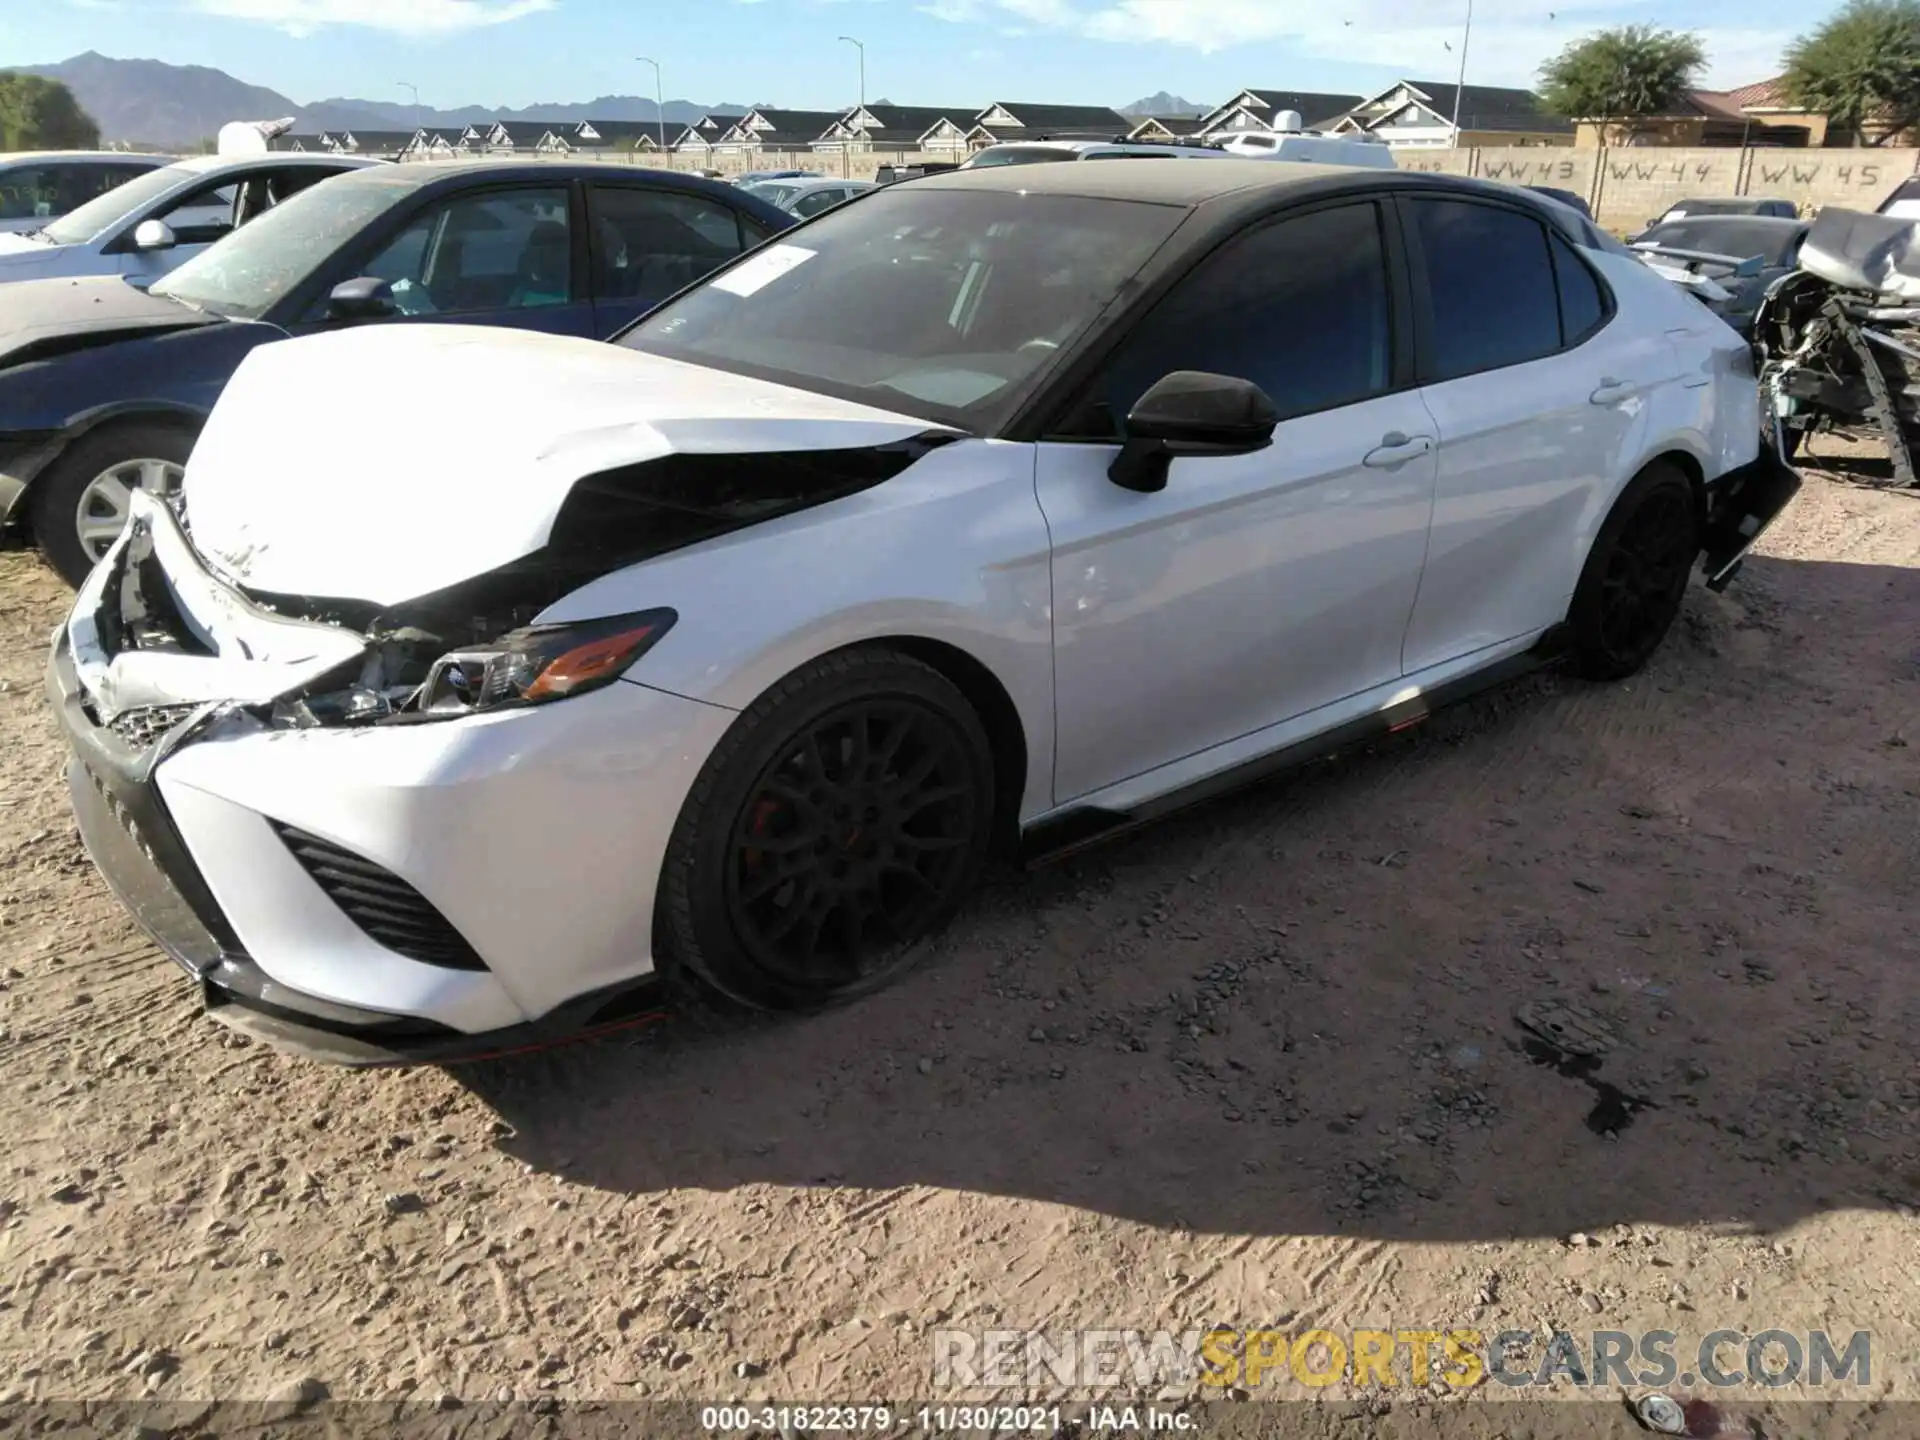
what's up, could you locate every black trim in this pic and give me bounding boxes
[1700,443,1802,592]
[270,823,489,971]
[201,968,669,1068]
[1020,625,1571,866]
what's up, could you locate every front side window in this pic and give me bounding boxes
[360,187,572,315]
[1058,201,1394,439]
[626,187,1185,429]
[1411,198,1561,382]
[589,186,749,299]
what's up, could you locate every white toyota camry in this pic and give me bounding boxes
[51,161,1799,1064]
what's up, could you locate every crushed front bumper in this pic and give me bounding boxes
[48,491,730,1066]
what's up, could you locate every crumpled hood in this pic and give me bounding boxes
[0,275,218,365]
[186,325,947,606]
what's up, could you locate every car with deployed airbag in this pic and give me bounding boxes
[50,160,1798,1065]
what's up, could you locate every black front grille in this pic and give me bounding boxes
[270,823,487,971]
[107,704,200,748]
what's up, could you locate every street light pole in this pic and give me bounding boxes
[1447,0,1472,143]
[838,36,865,179]
[399,81,421,156]
[636,57,666,162]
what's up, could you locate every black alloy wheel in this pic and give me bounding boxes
[662,647,994,1011]
[1570,462,1700,681]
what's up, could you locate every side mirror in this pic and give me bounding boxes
[1108,370,1278,494]
[131,219,177,252]
[327,276,398,321]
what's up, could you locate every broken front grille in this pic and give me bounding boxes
[269,823,487,971]
[106,704,201,749]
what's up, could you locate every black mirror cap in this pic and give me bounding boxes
[327,276,398,320]
[1108,371,1279,494]
[1126,370,1279,447]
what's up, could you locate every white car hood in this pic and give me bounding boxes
[185,325,950,606]
[0,233,70,277]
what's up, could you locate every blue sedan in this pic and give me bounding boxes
[0,161,793,584]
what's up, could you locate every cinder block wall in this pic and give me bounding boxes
[1398,145,1920,228]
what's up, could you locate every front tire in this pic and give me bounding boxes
[1568,462,1700,681]
[660,647,995,1011]
[28,421,196,588]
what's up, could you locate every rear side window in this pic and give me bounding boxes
[1550,235,1606,344]
[1411,198,1560,381]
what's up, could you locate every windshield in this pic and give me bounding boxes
[623,186,1185,428]
[1639,219,1803,268]
[41,162,198,246]
[150,171,414,320]
[963,146,1079,168]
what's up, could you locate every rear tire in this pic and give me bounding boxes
[1568,462,1700,682]
[660,646,995,1011]
[28,421,196,588]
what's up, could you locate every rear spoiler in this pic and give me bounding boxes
[1631,242,1767,277]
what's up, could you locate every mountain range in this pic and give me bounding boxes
[7,53,1205,148]
[12,52,753,147]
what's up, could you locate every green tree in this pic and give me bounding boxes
[1538,25,1707,133]
[1784,0,1920,145]
[0,73,102,149]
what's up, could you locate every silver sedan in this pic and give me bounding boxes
[741,176,878,219]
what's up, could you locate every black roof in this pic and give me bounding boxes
[1379,81,1570,133]
[744,109,844,137]
[1238,89,1365,125]
[858,104,973,133]
[983,102,1132,130]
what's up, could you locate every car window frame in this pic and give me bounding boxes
[583,179,760,302]
[1031,192,1418,445]
[1396,191,1615,387]
[295,176,590,324]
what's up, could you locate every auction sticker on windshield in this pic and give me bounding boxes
[711,243,816,297]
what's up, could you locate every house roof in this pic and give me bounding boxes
[730,129,832,150]
[744,108,845,137]
[1128,114,1208,138]
[340,130,417,152]
[978,102,1132,130]
[571,120,666,146]
[1346,80,1570,134]
[855,104,975,132]
[1725,76,1795,110]
[1216,89,1364,127]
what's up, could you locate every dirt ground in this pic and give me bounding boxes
[1,448,1918,1418]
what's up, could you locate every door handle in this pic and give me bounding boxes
[1590,376,1635,405]
[1362,432,1435,469]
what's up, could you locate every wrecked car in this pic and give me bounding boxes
[1753,205,1920,477]
[53,162,1798,1065]
[1630,214,1811,339]
[0,162,792,586]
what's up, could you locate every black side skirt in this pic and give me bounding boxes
[1020,624,1571,868]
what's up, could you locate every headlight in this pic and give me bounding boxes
[415,609,676,718]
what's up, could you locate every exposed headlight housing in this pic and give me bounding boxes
[415,609,676,718]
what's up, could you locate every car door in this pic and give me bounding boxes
[587,183,769,337]
[1398,194,1673,675]
[301,183,595,340]
[1033,198,1440,803]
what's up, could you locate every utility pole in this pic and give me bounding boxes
[399,81,421,157]
[1447,0,1472,143]
[839,36,865,179]
[636,57,667,162]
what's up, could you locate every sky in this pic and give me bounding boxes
[2,0,1843,112]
